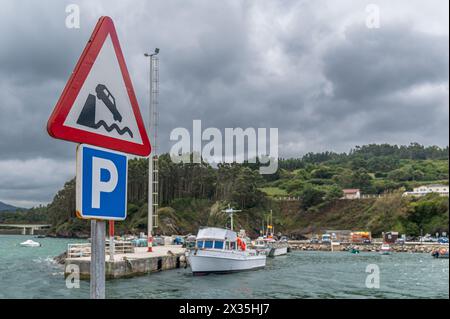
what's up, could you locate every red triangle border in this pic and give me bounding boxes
[47,16,151,157]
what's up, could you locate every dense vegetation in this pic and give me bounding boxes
[1,143,448,238]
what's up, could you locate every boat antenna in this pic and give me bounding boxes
[221,204,242,231]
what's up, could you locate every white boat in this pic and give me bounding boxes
[253,236,288,257]
[187,226,266,275]
[252,210,289,257]
[380,243,391,255]
[20,239,41,247]
[269,243,288,257]
[253,237,272,255]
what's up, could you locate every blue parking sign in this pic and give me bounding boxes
[76,144,128,220]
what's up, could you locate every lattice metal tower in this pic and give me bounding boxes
[150,55,159,229]
[144,49,160,251]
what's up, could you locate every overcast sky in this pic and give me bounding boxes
[0,0,448,207]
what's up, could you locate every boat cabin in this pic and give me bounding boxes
[254,236,276,246]
[195,227,244,251]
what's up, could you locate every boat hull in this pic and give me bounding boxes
[20,240,41,247]
[187,250,266,275]
[268,246,288,257]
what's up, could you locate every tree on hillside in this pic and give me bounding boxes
[351,168,373,192]
[324,186,343,201]
[300,185,325,210]
[47,179,76,226]
[405,194,449,235]
[231,167,264,208]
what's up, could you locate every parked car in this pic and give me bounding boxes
[395,238,405,245]
[321,234,331,243]
[153,236,164,246]
[310,238,319,244]
[421,236,435,243]
[438,237,449,244]
[363,239,371,244]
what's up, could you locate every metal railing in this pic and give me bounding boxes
[67,243,91,258]
[67,241,135,258]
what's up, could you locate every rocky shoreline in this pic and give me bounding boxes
[288,241,448,254]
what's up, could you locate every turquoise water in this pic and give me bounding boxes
[0,235,448,299]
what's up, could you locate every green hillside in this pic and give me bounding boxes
[1,143,448,238]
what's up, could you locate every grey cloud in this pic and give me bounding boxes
[0,0,448,207]
[0,2,91,84]
[0,158,74,205]
[323,24,449,101]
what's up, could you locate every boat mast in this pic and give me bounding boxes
[266,210,274,237]
[261,219,265,237]
[271,210,274,237]
[222,204,242,231]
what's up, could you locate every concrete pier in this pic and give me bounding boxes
[64,245,187,279]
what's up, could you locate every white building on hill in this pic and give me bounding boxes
[342,189,361,199]
[403,184,449,197]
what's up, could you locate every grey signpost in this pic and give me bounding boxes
[90,220,106,299]
[47,16,151,300]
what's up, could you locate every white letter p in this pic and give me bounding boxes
[92,157,118,209]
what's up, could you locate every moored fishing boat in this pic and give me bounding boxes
[380,243,391,255]
[252,236,288,257]
[252,237,272,255]
[187,227,266,275]
[268,242,288,257]
[186,206,266,275]
[252,210,289,257]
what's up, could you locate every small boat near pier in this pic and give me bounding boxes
[252,210,289,257]
[20,239,41,247]
[380,243,392,255]
[186,206,266,275]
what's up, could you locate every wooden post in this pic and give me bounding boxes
[90,220,105,299]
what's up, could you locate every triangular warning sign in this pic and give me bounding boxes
[47,16,151,156]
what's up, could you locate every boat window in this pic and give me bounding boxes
[214,240,224,249]
[196,240,204,248]
[230,241,236,250]
[204,240,214,249]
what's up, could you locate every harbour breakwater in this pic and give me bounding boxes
[287,241,448,254]
[61,246,188,279]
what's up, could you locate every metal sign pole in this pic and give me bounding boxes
[90,220,106,299]
[147,55,154,252]
[47,17,148,300]
[109,220,115,262]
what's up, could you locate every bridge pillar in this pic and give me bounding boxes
[22,227,26,235]
[30,227,34,235]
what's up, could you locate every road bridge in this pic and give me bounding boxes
[0,224,51,235]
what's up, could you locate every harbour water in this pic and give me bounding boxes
[0,235,448,299]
